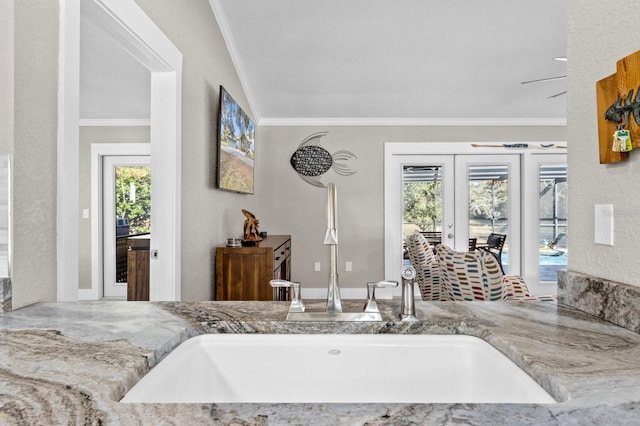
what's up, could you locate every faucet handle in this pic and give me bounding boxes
[270,279,295,288]
[269,279,305,313]
[369,280,399,289]
[363,280,398,313]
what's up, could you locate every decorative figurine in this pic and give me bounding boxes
[242,209,262,242]
[290,132,357,188]
[604,87,640,128]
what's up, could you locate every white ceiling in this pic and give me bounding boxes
[79,1,567,126]
[212,0,567,125]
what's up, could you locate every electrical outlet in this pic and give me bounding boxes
[345,261,352,271]
[314,262,321,271]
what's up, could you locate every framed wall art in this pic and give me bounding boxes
[217,86,255,194]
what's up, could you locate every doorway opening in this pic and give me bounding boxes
[89,143,150,300]
[60,0,182,301]
[102,155,151,299]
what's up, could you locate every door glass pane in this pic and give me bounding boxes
[403,165,443,250]
[467,165,510,273]
[539,164,567,282]
[115,165,151,284]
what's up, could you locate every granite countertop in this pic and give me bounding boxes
[0,300,639,425]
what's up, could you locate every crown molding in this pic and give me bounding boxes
[257,117,567,127]
[208,0,261,121]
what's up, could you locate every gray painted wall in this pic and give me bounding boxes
[567,0,640,287]
[133,0,258,301]
[258,126,566,292]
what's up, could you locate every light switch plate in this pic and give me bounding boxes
[594,204,614,246]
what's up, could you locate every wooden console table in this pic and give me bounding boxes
[215,235,291,301]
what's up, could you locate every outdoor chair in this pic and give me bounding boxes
[476,233,507,273]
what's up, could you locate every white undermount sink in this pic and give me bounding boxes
[121,334,556,404]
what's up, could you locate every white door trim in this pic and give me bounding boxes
[81,144,150,301]
[59,0,182,301]
[522,154,567,295]
[103,155,150,298]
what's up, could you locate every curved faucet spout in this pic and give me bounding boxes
[325,183,342,312]
[324,183,338,245]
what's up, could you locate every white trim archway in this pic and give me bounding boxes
[58,0,182,301]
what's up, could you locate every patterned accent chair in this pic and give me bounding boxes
[435,244,556,301]
[405,233,443,300]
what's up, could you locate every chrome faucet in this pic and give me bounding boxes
[270,183,399,322]
[324,183,342,313]
[364,280,400,313]
[269,279,305,313]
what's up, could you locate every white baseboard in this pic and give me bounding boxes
[78,288,99,301]
[530,281,558,297]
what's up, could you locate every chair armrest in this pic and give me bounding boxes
[502,276,556,301]
[502,275,531,299]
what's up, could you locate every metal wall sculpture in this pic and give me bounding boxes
[290,132,357,187]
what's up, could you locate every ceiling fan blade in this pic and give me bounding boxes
[547,91,567,99]
[521,75,567,85]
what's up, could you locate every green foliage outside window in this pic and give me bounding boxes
[403,180,509,232]
[468,180,508,220]
[116,166,151,235]
[403,181,442,231]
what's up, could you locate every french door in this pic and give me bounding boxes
[523,154,567,292]
[402,154,520,273]
[386,143,567,297]
[102,155,151,298]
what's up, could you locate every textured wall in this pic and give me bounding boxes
[134,0,258,301]
[567,0,640,287]
[13,0,59,307]
[0,0,13,154]
[258,125,566,292]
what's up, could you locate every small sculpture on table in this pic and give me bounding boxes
[242,209,262,244]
